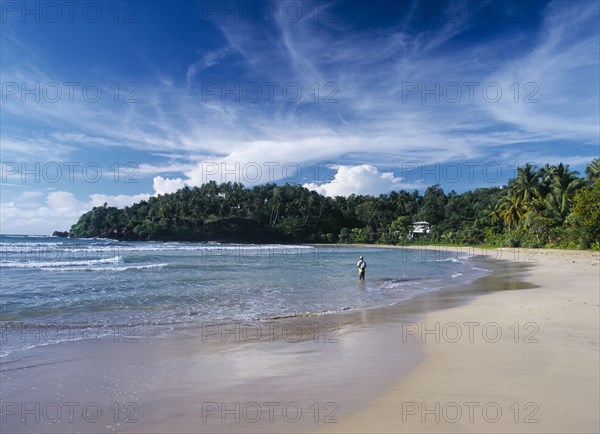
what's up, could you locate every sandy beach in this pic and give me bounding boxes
[1,246,598,433]
[320,247,600,433]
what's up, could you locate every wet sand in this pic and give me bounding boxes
[1,304,425,433]
[3,247,595,433]
[320,248,600,433]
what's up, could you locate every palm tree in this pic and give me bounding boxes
[538,163,556,198]
[537,163,582,222]
[513,163,541,206]
[269,187,282,227]
[585,158,600,181]
[552,164,581,194]
[544,190,570,220]
[552,163,576,183]
[499,192,526,228]
[483,202,503,229]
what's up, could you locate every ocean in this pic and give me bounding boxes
[0,235,488,359]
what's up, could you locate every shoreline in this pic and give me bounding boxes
[24,233,600,257]
[2,247,597,432]
[0,246,526,433]
[319,248,600,433]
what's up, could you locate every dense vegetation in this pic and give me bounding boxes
[67,159,600,249]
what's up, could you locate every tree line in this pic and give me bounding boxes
[65,159,600,249]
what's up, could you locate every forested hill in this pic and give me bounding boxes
[65,160,600,249]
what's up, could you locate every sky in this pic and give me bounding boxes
[1,0,599,235]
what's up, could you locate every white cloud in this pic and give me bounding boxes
[152,176,186,195]
[183,135,364,186]
[186,47,233,82]
[483,0,599,141]
[0,135,76,160]
[0,180,175,235]
[46,191,86,212]
[137,161,200,176]
[1,191,91,235]
[89,193,151,208]
[303,164,405,197]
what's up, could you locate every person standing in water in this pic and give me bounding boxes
[357,256,366,280]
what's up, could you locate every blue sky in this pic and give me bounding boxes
[1,0,599,234]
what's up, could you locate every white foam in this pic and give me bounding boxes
[0,256,121,269]
[1,243,314,254]
[42,263,169,272]
[434,257,458,263]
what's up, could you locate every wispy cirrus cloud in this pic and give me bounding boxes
[3,0,597,170]
[483,0,600,141]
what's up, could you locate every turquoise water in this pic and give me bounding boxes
[0,235,488,357]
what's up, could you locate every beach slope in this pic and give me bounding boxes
[321,249,600,433]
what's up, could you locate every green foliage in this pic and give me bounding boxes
[585,158,600,182]
[416,184,446,224]
[337,227,350,244]
[566,180,600,248]
[67,160,599,250]
[389,215,412,240]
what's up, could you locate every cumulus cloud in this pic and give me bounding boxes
[153,176,186,195]
[89,193,152,208]
[1,191,91,235]
[0,178,182,235]
[303,164,405,197]
[46,191,87,212]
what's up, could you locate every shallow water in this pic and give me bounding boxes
[1,238,535,433]
[1,235,487,359]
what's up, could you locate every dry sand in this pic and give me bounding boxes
[319,248,600,433]
[2,246,597,433]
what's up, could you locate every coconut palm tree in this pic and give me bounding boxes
[585,158,600,181]
[546,163,583,221]
[552,164,581,194]
[269,187,282,227]
[499,192,526,228]
[484,202,503,226]
[513,163,541,206]
[544,190,571,221]
[538,163,556,198]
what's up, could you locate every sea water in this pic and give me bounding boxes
[0,235,488,358]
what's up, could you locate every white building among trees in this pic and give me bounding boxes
[411,221,430,239]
